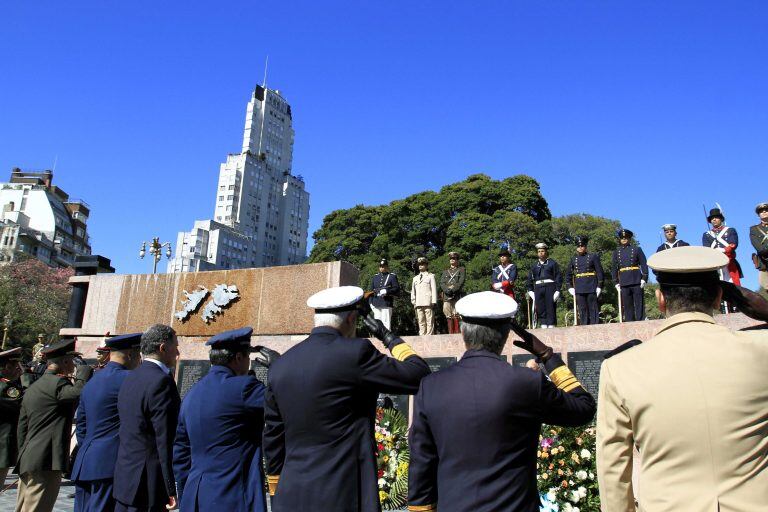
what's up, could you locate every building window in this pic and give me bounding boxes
[219,196,224,201]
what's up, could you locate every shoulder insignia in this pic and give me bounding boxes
[6,386,20,399]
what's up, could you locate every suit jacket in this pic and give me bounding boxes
[114,361,180,507]
[411,272,437,307]
[408,351,596,512]
[15,366,91,474]
[263,326,430,512]
[597,312,768,511]
[173,365,266,512]
[0,377,23,468]
[70,361,131,482]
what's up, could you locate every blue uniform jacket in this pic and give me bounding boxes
[408,350,596,512]
[526,259,563,292]
[611,245,648,286]
[564,253,605,293]
[173,365,266,512]
[655,239,690,252]
[369,272,400,308]
[71,361,130,482]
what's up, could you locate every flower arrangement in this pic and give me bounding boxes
[537,424,599,512]
[375,406,410,510]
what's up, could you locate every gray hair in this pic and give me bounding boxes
[141,324,176,357]
[314,311,353,330]
[461,321,511,355]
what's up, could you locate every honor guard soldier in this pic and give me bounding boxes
[750,202,768,292]
[94,345,110,370]
[71,333,142,512]
[15,339,93,512]
[597,246,768,511]
[263,286,430,512]
[656,224,690,252]
[492,249,517,298]
[440,252,466,334]
[526,243,563,328]
[173,327,267,512]
[411,257,438,335]
[611,228,649,322]
[369,258,400,329]
[703,207,743,285]
[407,292,596,512]
[565,236,605,325]
[0,347,24,485]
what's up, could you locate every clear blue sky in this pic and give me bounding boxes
[1,1,766,288]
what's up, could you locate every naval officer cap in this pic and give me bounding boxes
[648,246,728,287]
[756,202,768,214]
[456,291,518,325]
[42,338,80,359]
[105,333,142,351]
[0,347,22,363]
[307,286,365,313]
[535,243,548,250]
[662,224,677,231]
[206,327,255,350]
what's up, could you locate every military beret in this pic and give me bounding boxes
[498,249,511,257]
[617,228,633,239]
[535,243,548,250]
[661,224,677,231]
[456,291,518,324]
[206,327,254,350]
[448,251,460,260]
[756,203,768,214]
[307,286,364,313]
[574,236,588,246]
[0,347,22,363]
[105,333,142,351]
[648,246,728,286]
[42,338,80,359]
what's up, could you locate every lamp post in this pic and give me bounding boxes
[2,312,12,350]
[139,237,173,274]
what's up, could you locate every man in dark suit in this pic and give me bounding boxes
[1,347,24,485]
[263,286,430,512]
[114,324,180,512]
[15,338,93,512]
[173,327,266,512]
[407,292,596,512]
[71,333,142,512]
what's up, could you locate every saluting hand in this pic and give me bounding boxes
[363,315,399,350]
[510,322,553,362]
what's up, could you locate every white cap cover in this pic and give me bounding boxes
[306,286,365,311]
[456,291,518,320]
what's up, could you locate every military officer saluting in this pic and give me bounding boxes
[492,249,517,298]
[407,292,596,512]
[526,243,562,328]
[750,202,768,293]
[71,333,142,512]
[0,347,24,485]
[656,223,690,252]
[263,286,430,512]
[611,228,649,322]
[703,207,743,285]
[369,258,400,329]
[439,252,466,334]
[565,236,605,325]
[597,246,768,510]
[174,327,267,512]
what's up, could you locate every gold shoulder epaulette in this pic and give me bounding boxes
[266,474,280,496]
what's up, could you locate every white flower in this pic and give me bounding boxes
[569,490,582,503]
[563,503,573,512]
[588,472,594,479]
[580,449,591,460]
[577,486,587,498]
[377,478,385,486]
[546,489,558,502]
[576,470,588,481]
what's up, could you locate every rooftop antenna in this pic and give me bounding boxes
[256,55,269,160]
[52,155,58,173]
[262,55,269,89]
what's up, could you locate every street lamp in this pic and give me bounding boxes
[139,237,173,274]
[2,312,12,350]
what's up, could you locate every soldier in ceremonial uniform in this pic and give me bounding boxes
[94,345,110,370]
[491,249,517,298]
[750,202,768,292]
[597,246,768,510]
[71,333,142,512]
[174,327,267,512]
[369,258,400,329]
[407,292,596,512]
[15,338,93,512]
[703,207,743,285]
[439,252,465,334]
[411,257,438,335]
[263,286,430,512]
[611,228,648,322]
[1,347,24,485]
[565,236,605,325]
[526,243,562,328]
[656,223,690,252]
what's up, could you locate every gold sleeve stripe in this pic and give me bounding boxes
[408,505,437,511]
[549,365,583,392]
[266,475,279,496]
[392,343,417,361]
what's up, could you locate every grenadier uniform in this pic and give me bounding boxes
[611,228,649,322]
[411,257,438,335]
[656,223,690,252]
[565,236,605,325]
[439,252,465,334]
[526,243,562,328]
[491,249,517,298]
[369,258,400,330]
[750,202,768,292]
[0,347,24,485]
[702,207,743,285]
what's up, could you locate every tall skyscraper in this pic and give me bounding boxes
[169,86,309,272]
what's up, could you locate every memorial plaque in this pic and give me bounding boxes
[511,353,561,369]
[425,357,456,373]
[250,361,270,386]
[177,360,211,398]
[567,350,609,397]
[379,393,410,418]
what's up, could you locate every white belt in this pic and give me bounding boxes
[535,279,554,285]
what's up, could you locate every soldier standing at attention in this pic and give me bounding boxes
[656,224,689,252]
[565,236,605,325]
[749,202,768,293]
[440,252,466,334]
[411,257,438,335]
[611,228,648,322]
[369,258,400,330]
[702,207,743,285]
[526,243,562,328]
[0,347,24,485]
[491,249,517,298]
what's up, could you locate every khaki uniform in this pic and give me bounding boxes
[411,272,437,335]
[597,312,768,511]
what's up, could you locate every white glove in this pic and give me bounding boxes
[615,284,621,291]
[596,287,602,297]
[553,291,561,302]
[527,291,535,300]
[568,288,575,296]
[492,282,502,290]
[378,289,387,296]
[640,279,646,289]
